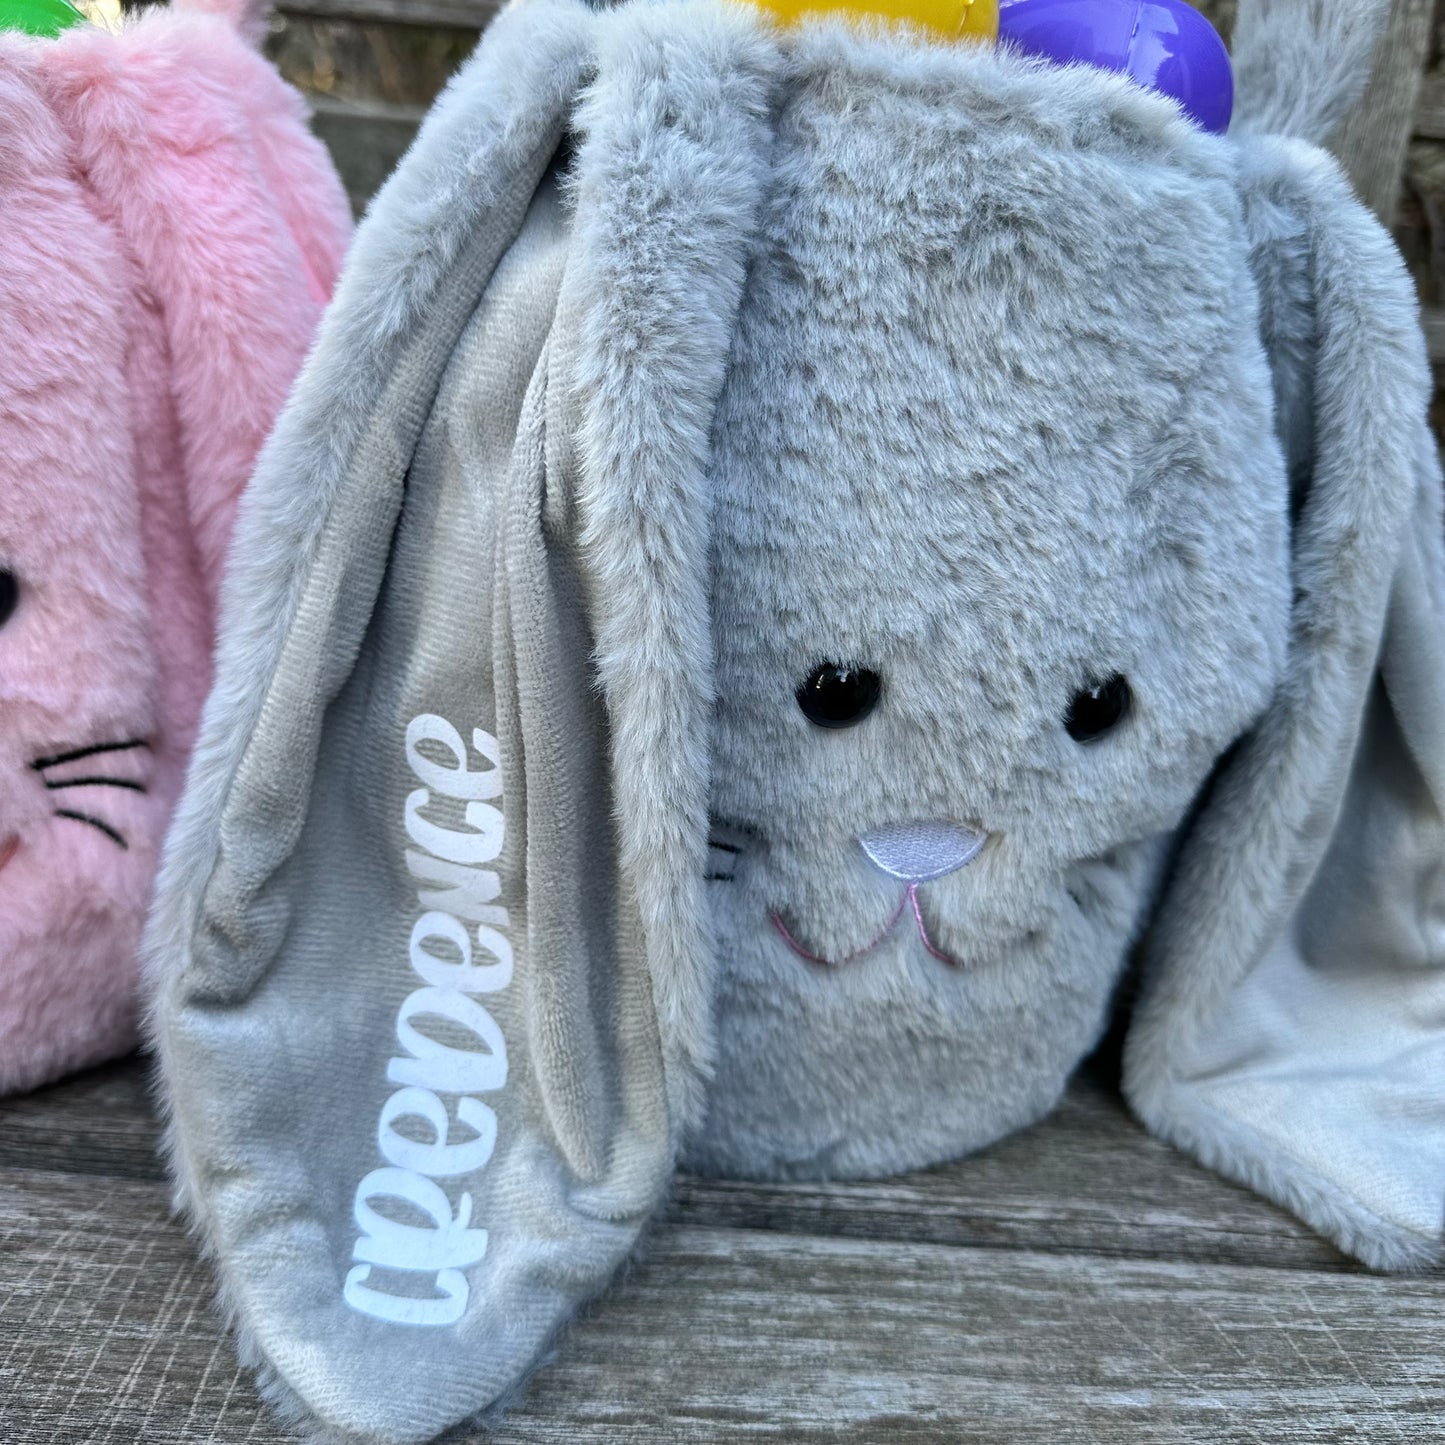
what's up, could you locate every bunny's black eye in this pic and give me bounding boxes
[0,571,16,629]
[796,662,881,729]
[1066,674,1131,743]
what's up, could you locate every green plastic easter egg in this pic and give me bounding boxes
[0,0,85,37]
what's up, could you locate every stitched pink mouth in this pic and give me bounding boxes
[0,836,18,876]
[771,883,965,969]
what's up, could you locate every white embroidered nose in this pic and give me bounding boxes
[860,819,987,882]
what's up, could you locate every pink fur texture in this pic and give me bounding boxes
[0,2,351,1094]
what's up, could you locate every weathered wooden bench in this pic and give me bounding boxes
[1,1044,1441,1441]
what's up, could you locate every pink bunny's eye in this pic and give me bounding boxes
[0,571,16,628]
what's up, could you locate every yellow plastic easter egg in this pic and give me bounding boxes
[753,0,998,45]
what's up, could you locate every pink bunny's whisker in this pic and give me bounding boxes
[53,810,127,850]
[42,776,147,793]
[31,738,150,773]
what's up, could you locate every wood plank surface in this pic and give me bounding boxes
[2,1055,1442,1442]
[305,95,426,215]
[279,0,494,29]
[0,1170,1440,1443]
[1334,0,1434,224]
[672,1072,1352,1272]
[1421,303,1445,365]
[0,1055,1351,1268]
[1415,73,1445,142]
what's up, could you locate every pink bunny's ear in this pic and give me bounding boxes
[37,11,351,612]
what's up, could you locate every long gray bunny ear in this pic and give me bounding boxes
[1123,127,1445,1269]
[144,1,772,1439]
[1229,0,1391,144]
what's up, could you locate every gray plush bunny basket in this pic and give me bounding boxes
[146,0,1445,1438]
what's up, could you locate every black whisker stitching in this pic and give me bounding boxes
[43,776,146,793]
[705,872,735,882]
[708,814,761,846]
[707,839,741,854]
[53,810,128,849]
[32,739,149,772]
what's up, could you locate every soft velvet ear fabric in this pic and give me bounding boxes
[146,2,770,1438]
[0,3,349,1096]
[683,15,1290,1186]
[1124,137,1445,1271]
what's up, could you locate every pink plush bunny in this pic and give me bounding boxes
[0,0,351,1093]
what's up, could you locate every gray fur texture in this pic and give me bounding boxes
[1125,134,1445,1272]
[688,21,1290,1177]
[146,1,1445,1441]
[1231,0,1390,143]
[564,2,776,1133]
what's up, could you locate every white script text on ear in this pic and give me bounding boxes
[343,715,512,1327]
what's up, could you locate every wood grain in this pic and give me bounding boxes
[0,1054,161,1181]
[0,1056,1350,1269]
[0,1164,1440,1444]
[504,1229,1445,1445]
[2,5,1439,1438]
[0,1170,279,1445]
[279,0,495,29]
[671,1069,1352,1272]
[5,1057,1441,1445]
[307,95,425,215]
[1334,0,1435,224]
[1422,303,1445,364]
[1415,73,1445,142]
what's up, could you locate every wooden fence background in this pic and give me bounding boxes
[262,0,1445,425]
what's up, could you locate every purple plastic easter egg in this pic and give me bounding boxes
[997,0,1233,133]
